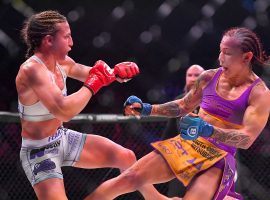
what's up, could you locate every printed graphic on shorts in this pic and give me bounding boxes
[187,158,204,171]
[191,139,223,161]
[66,132,80,157]
[151,136,227,186]
[33,158,56,175]
[172,139,188,156]
[30,140,61,159]
[48,130,62,142]
[219,163,234,192]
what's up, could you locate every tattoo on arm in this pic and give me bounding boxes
[212,128,251,149]
[152,102,185,117]
[183,76,202,106]
[152,69,216,118]
[183,69,215,109]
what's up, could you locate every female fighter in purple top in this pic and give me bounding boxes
[86,27,270,200]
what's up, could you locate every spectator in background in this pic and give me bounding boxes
[162,64,205,198]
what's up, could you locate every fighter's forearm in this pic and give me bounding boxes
[150,70,212,118]
[211,127,251,149]
[151,102,188,118]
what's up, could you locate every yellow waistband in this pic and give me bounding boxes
[200,108,243,129]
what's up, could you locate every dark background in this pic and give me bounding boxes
[0,0,270,114]
[1,1,270,200]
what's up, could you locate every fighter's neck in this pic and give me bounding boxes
[34,53,57,72]
[225,70,254,87]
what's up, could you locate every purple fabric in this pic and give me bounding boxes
[200,67,261,125]
[205,137,243,199]
[206,137,237,156]
[213,157,225,170]
[213,153,243,200]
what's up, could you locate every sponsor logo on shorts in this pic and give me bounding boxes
[33,158,56,175]
[30,140,61,160]
[48,131,62,142]
[174,140,188,155]
[191,140,223,160]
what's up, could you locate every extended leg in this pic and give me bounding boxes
[84,150,178,200]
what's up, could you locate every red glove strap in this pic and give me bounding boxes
[84,60,116,94]
[84,71,104,94]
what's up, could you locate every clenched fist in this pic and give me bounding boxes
[114,62,139,82]
[84,60,116,94]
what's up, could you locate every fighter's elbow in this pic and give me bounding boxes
[52,111,74,122]
[239,144,251,150]
[61,116,73,122]
[238,136,254,149]
[49,103,74,122]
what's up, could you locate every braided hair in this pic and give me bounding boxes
[21,10,66,58]
[223,27,269,70]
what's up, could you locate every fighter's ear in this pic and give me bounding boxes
[42,35,54,47]
[243,51,253,63]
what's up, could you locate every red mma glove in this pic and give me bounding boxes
[84,60,116,94]
[114,62,140,80]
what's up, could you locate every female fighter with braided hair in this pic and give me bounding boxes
[86,27,270,200]
[16,10,173,200]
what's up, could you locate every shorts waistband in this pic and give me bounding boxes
[22,127,65,148]
[204,137,236,156]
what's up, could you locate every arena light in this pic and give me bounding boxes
[185,0,225,45]
[167,51,189,73]
[168,58,182,73]
[254,0,270,27]
[92,32,111,48]
[67,7,85,22]
[140,31,153,44]
[241,0,270,29]
[112,6,126,20]
[139,25,161,44]
[111,0,134,20]
[242,17,257,30]
[10,0,34,17]
[157,0,180,18]
[93,0,134,49]
[0,29,19,57]
[213,0,226,5]
[147,87,166,102]
[201,4,215,18]
[139,0,181,44]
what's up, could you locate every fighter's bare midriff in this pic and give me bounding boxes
[21,118,63,139]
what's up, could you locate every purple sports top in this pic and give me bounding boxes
[201,67,260,125]
[200,68,261,155]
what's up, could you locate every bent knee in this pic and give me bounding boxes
[118,149,137,169]
[120,166,146,189]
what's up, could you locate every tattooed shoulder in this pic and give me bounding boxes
[189,69,216,94]
[198,69,217,85]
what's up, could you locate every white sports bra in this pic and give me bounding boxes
[18,55,67,122]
